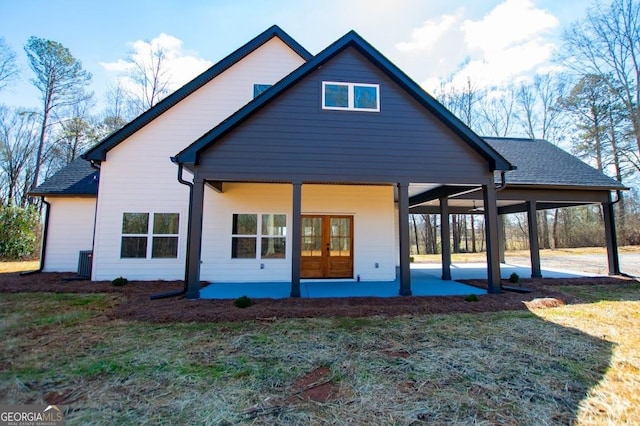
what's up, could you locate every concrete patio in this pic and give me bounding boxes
[199,262,595,299]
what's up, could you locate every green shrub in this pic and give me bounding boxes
[112,276,128,286]
[509,272,520,284]
[409,256,415,263]
[464,294,479,302]
[234,295,253,308]
[0,205,40,260]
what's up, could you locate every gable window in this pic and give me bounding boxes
[322,82,379,112]
[253,84,272,98]
[232,213,286,259]
[121,213,179,259]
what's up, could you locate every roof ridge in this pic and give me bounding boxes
[175,30,513,172]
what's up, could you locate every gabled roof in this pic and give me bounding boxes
[83,25,312,162]
[485,137,627,190]
[174,31,514,172]
[30,158,98,196]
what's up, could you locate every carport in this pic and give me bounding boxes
[409,137,627,280]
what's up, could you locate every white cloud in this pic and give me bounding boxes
[461,0,558,54]
[446,38,556,89]
[100,33,212,93]
[395,10,463,52]
[397,0,560,93]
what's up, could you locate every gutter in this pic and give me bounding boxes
[21,197,51,276]
[150,159,192,300]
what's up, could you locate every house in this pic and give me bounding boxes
[31,26,626,299]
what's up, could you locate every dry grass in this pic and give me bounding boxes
[0,260,39,273]
[1,283,639,424]
[532,283,640,425]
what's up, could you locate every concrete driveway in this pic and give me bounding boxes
[504,251,640,277]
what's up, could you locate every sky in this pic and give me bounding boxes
[0,0,592,111]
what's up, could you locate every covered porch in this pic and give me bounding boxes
[198,262,592,299]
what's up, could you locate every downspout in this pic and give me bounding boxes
[608,190,634,278]
[611,190,622,205]
[88,160,101,279]
[150,160,192,299]
[21,197,51,275]
[496,171,507,191]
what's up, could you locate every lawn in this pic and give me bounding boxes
[1,282,639,424]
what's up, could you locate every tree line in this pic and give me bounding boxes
[0,33,172,258]
[0,0,639,259]
[0,36,171,207]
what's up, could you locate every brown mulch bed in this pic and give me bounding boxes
[0,271,636,323]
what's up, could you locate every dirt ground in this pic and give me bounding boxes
[0,271,636,322]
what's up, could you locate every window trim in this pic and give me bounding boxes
[120,212,180,260]
[231,213,287,260]
[322,81,380,112]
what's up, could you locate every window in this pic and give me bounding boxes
[261,214,286,259]
[322,82,379,111]
[121,213,148,258]
[232,214,286,259]
[253,84,272,98]
[121,213,179,259]
[231,214,257,259]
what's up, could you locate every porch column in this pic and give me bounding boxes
[497,214,506,263]
[186,176,205,299]
[290,182,302,297]
[398,182,412,296]
[483,183,501,294]
[439,196,451,280]
[526,201,542,278]
[603,193,621,275]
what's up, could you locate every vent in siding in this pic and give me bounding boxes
[77,250,92,278]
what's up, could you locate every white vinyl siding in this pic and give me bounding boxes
[200,183,395,283]
[43,197,96,273]
[91,37,306,281]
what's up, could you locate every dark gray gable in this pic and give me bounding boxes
[30,158,98,196]
[175,31,513,173]
[192,46,495,184]
[485,137,627,190]
[83,25,312,162]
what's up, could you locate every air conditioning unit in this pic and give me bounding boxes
[77,250,93,278]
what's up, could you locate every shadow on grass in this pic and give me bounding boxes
[372,310,616,425]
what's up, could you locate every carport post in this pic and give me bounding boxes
[527,201,542,278]
[398,182,412,296]
[439,197,451,280]
[603,192,621,275]
[497,215,506,263]
[483,183,501,294]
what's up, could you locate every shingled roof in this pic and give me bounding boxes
[30,158,98,196]
[485,137,627,190]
